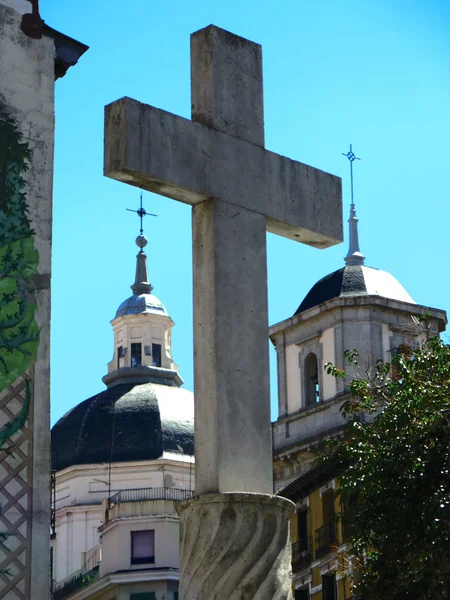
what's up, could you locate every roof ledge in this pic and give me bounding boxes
[103,366,184,389]
[43,24,88,79]
[269,295,447,340]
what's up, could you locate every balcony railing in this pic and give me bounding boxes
[291,537,312,572]
[109,487,193,508]
[53,547,101,600]
[314,522,336,559]
[53,568,99,600]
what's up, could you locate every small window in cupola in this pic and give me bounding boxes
[131,343,142,367]
[152,343,162,367]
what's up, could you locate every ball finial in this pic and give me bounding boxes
[136,234,148,249]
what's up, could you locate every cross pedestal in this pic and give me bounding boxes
[105,25,342,599]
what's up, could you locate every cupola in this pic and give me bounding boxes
[103,232,183,388]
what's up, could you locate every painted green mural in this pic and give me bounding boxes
[0,97,39,447]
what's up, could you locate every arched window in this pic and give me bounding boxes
[391,343,411,381]
[305,353,320,407]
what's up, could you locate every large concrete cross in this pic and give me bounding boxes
[105,25,342,497]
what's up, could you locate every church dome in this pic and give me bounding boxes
[295,264,415,315]
[296,177,415,315]
[115,293,168,318]
[51,382,194,472]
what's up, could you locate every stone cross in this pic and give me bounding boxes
[104,25,342,497]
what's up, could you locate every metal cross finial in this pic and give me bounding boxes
[126,192,157,234]
[342,143,361,205]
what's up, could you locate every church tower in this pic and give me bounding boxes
[271,149,447,491]
[51,224,193,599]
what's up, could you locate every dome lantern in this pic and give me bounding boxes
[103,200,182,388]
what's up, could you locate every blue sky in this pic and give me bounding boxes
[42,0,450,425]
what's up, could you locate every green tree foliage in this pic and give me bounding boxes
[322,338,450,599]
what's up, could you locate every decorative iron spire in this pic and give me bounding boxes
[342,144,365,266]
[127,193,157,295]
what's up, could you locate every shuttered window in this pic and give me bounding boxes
[131,530,155,564]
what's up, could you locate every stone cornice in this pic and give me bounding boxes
[269,295,447,340]
[102,365,183,388]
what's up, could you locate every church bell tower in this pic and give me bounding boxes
[271,146,447,490]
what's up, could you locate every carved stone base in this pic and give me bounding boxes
[176,493,295,600]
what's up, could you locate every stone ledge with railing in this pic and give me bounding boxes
[314,523,337,559]
[104,487,194,524]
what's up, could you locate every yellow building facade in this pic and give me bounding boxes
[280,466,353,600]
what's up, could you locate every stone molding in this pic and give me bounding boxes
[102,365,183,388]
[177,493,295,599]
[269,295,447,341]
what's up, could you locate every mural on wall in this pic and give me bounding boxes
[0,96,39,597]
[0,95,39,419]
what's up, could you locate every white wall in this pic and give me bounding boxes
[53,507,103,583]
[53,457,194,583]
[100,514,180,577]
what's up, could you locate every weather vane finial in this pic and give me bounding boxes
[127,193,156,295]
[342,143,361,206]
[126,192,157,236]
[342,144,365,267]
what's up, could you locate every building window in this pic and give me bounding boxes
[315,490,336,558]
[295,589,309,600]
[304,353,319,406]
[297,509,309,552]
[131,343,142,367]
[130,594,156,600]
[152,343,162,367]
[292,509,311,571]
[342,491,357,541]
[322,574,337,600]
[390,343,412,381]
[131,530,155,564]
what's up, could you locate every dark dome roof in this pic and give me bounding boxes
[51,382,194,472]
[295,264,415,315]
[115,293,168,318]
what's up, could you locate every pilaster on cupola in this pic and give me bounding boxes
[103,232,183,388]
